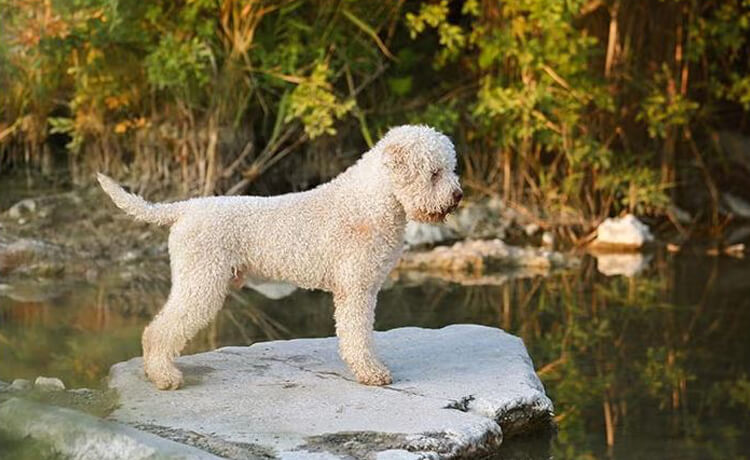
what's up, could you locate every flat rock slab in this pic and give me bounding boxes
[109,325,553,459]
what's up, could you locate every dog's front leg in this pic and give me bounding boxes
[333,289,392,385]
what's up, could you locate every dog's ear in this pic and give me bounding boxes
[382,142,408,169]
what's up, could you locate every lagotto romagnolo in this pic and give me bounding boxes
[98,125,463,390]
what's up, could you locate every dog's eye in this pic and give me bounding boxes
[430,170,441,181]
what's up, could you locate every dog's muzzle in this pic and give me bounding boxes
[416,190,463,223]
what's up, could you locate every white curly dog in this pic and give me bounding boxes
[98,125,462,390]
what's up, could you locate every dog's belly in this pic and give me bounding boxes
[236,221,335,292]
[222,194,342,291]
[240,245,332,291]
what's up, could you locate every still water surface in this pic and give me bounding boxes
[1,253,749,459]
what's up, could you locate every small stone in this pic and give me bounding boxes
[118,250,140,263]
[85,268,99,282]
[725,243,746,257]
[34,376,65,391]
[723,193,750,219]
[68,388,95,395]
[727,225,750,245]
[9,379,32,392]
[376,450,423,460]
[524,223,540,236]
[6,199,36,219]
[404,221,456,248]
[592,214,654,249]
[541,231,555,247]
[668,205,692,224]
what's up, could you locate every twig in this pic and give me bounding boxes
[222,140,254,179]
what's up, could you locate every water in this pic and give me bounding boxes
[2,252,750,458]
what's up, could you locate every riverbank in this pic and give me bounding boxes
[0,181,583,284]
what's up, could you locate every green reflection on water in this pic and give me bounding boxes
[1,253,749,459]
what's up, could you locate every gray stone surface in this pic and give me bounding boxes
[109,325,552,459]
[724,193,750,219]
[404,222,457,248]
[6,198,37,219]
[0,397,222,460]
[9,378,32,392]
[402,198,519,250]
[448,198,514,241]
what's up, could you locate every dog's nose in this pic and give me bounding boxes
[453,190,463,203]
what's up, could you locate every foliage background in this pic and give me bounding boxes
[1,0,749,235]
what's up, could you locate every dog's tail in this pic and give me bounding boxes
[97,173,181,226]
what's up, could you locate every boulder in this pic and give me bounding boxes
[591,214,654,250]
[0,397,221,459]
[108,325,553,459]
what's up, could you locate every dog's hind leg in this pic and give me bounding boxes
[333,288,392,385]
[142,263,228,390]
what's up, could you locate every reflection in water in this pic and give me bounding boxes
[1,253,749,458]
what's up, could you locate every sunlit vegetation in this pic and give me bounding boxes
[1,1,749,234]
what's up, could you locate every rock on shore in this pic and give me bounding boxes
[590,214,654,250]
[108,325,553,459]
[0,237,67,276]
[397,239,576,275]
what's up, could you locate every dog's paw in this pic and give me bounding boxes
[144,361,183,390]
[355,366,393,386]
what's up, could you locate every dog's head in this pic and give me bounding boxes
[380,125,462,223]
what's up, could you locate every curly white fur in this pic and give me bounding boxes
[98,125,462,390]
